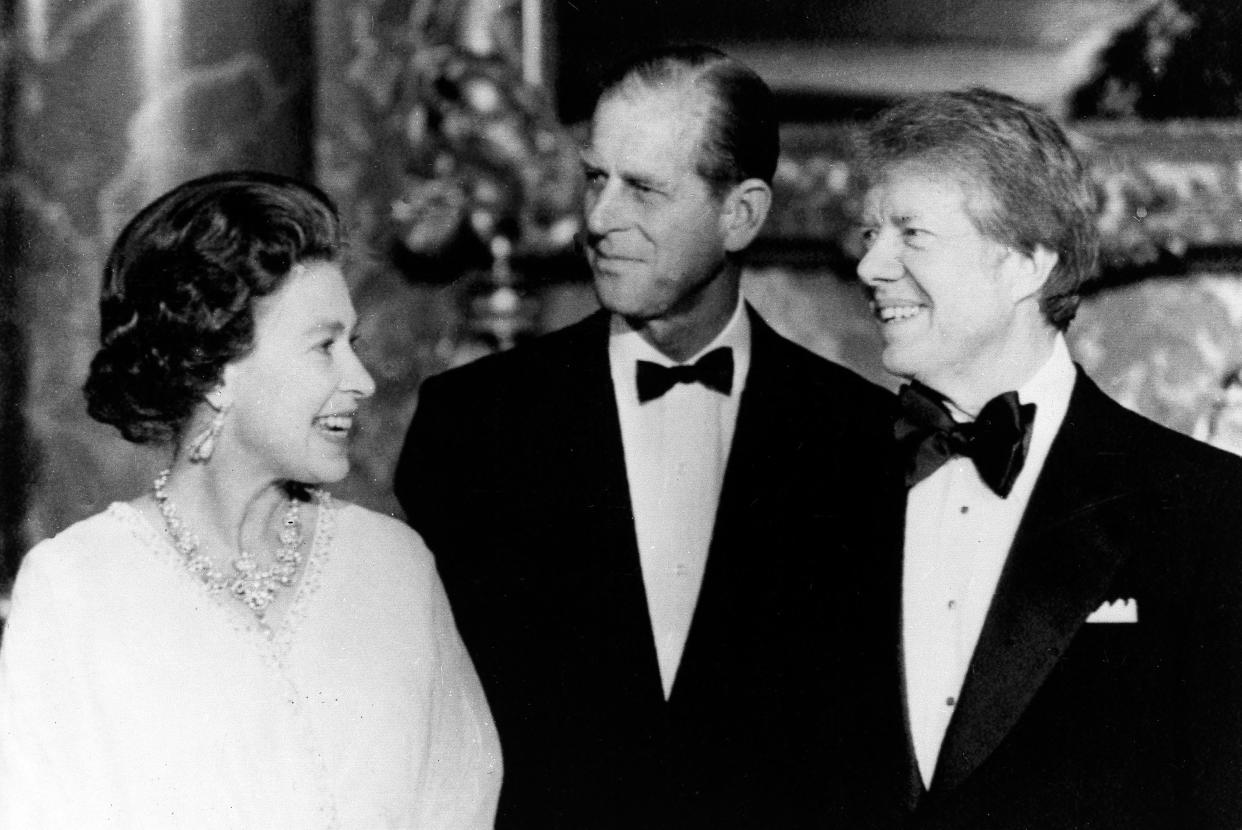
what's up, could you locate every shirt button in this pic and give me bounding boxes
[946,696,956,707]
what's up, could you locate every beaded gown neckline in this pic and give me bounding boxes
[108,493,336,643]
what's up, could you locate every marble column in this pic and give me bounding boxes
[1,0,23,581]
[6,0,316,565]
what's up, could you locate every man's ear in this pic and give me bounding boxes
[720,178,773,252]
[1006,243,1059,303]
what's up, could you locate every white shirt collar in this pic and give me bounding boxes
[1018,334,1076,427]
[1005,334,1077,491]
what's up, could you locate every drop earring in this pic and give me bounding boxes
[187,398,230,463]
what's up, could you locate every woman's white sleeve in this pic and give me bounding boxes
[0,543,101,828]
[414,567,503,830]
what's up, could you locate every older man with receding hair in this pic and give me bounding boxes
[396,44,900,828]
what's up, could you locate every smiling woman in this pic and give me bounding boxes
[0,172,501,829]
[221,259,376,488]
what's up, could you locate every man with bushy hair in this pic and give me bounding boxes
[852,87,1242,828]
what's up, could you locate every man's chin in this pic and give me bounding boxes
[880,348,924,385]
[589,254,643,279]
[592,281,659,320]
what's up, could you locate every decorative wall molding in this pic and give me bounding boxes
[764,120,1242,282]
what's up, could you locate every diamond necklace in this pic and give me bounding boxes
[153,469,306,620]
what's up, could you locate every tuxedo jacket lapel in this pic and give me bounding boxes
[672,311,788,696]
[930,373,1135,795]
[559,309,790,708]
[673,308,871,701]
[549,312,667,705]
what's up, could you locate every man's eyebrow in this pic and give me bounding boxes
[863,210,919,225]
[623,170,668,189]
[578,156,668,192]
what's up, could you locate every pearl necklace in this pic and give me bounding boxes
[153,469,306,620]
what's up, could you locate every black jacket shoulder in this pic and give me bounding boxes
[1073,371,1242,486]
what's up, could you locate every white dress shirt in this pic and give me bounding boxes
[608,299,751,699]
[903,335,1076,787]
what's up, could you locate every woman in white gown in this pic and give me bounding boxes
[0,171,501,828]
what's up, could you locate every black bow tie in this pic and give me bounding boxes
[895,381,1036,497]
[636,347,734,403]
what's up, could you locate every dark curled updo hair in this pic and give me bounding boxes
[85,171,343,445]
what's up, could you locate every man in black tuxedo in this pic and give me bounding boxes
[395,45,900,828]
[852,87,1242,828]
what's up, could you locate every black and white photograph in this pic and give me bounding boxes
[1,1,1241,827]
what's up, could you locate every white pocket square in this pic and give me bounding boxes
[1086,598,1138,623]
